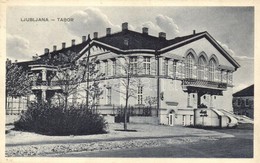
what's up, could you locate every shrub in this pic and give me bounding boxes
[14,102,107,136]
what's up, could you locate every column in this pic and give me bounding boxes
[42,69,47,81]
[42,89,46,101]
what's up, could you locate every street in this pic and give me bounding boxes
[53,128,253,158]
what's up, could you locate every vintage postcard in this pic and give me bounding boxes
[0,0,258,162]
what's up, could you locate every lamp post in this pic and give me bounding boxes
[155,50,160,118]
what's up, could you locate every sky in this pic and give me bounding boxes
[6,6,254,92]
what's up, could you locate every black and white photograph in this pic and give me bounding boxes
[2,1,256,160]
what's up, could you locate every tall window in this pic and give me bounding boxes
[209,59,216,81]
[112,60,116,76]
[137,85,143,105]
[172,61,177,78]
[130,57,137,74]
[164,59,168,76]
[198,57,206,80]
[106,87,112,105]
[105,61,108,76]
[143,57,151,75]
[185,53,194,78]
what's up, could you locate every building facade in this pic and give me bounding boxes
[233,85,254,119]
[10,22,240,127]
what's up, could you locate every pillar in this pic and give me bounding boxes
[42,89,46,101]
[42,69,47,81]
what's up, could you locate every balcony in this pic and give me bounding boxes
[31,80,62,90]
[182,78,227,91]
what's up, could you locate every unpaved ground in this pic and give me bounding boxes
[6,123,233,157]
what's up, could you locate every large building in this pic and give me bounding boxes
[233,85,254,119]
[8,22,241,127]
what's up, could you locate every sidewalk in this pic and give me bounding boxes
[6,123,233,146]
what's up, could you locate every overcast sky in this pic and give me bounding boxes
[6,6,254,92]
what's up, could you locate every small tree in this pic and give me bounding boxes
[114,57,144,130]
[52,51,103,110]
[6,59,32,109]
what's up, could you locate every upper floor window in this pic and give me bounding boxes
[198,57,206,80]
[130,57,138,74]
[209,59,216,81]
[164,59,169,76]
[172,61,177,78]
[185,53,194,78]
[112,60,116,76]
[143,57,151,75]
[106,87,112,105]
[105,61,108,76]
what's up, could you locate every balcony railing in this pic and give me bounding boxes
[182,78,227,90]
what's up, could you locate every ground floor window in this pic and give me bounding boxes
[106,87,111,105]
[137,86,143,105]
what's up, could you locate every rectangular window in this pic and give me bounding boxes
[238,98,241,106]
[173,61,176,78]
[112,60,116,76]
[245,99,249,106]
[106,87,111,105]
[130,57,137,74]
[164,59,168,76]
[190,115,193,125]
[137,86,143,105]
[143,57,151,75]
[105,61,108,76]
[182,115,186,126]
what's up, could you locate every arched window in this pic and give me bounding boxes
[198,56,206,80]
[209,59,216,81]
[185,53,194,78]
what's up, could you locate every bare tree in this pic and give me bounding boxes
[52,52,103,110]
[144,96,157,108]
[6,59,32,109]
[114,56,144,130]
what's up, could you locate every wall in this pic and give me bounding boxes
[194,108,220,127]
[129,116,159,125]
[165,37,235,68]
[213,88,233,111]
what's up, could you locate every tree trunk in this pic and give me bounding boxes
[124,73,130,130]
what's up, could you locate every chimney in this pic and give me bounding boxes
[71,39,75,46]
[53,45,57,51]
[62,42,66,49]
[106,28,111,36]
[82,36,86,42]
[142,27,148,35]
[44,48,49,54]
[93,32,98,39]
[159,32,166,39]
[193,30,196,35]
[122,22,128,31]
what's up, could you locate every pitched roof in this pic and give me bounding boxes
[95,30,205,51]
[30,36,91,66]
[233,84,254,97]
[20,28,239,69]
